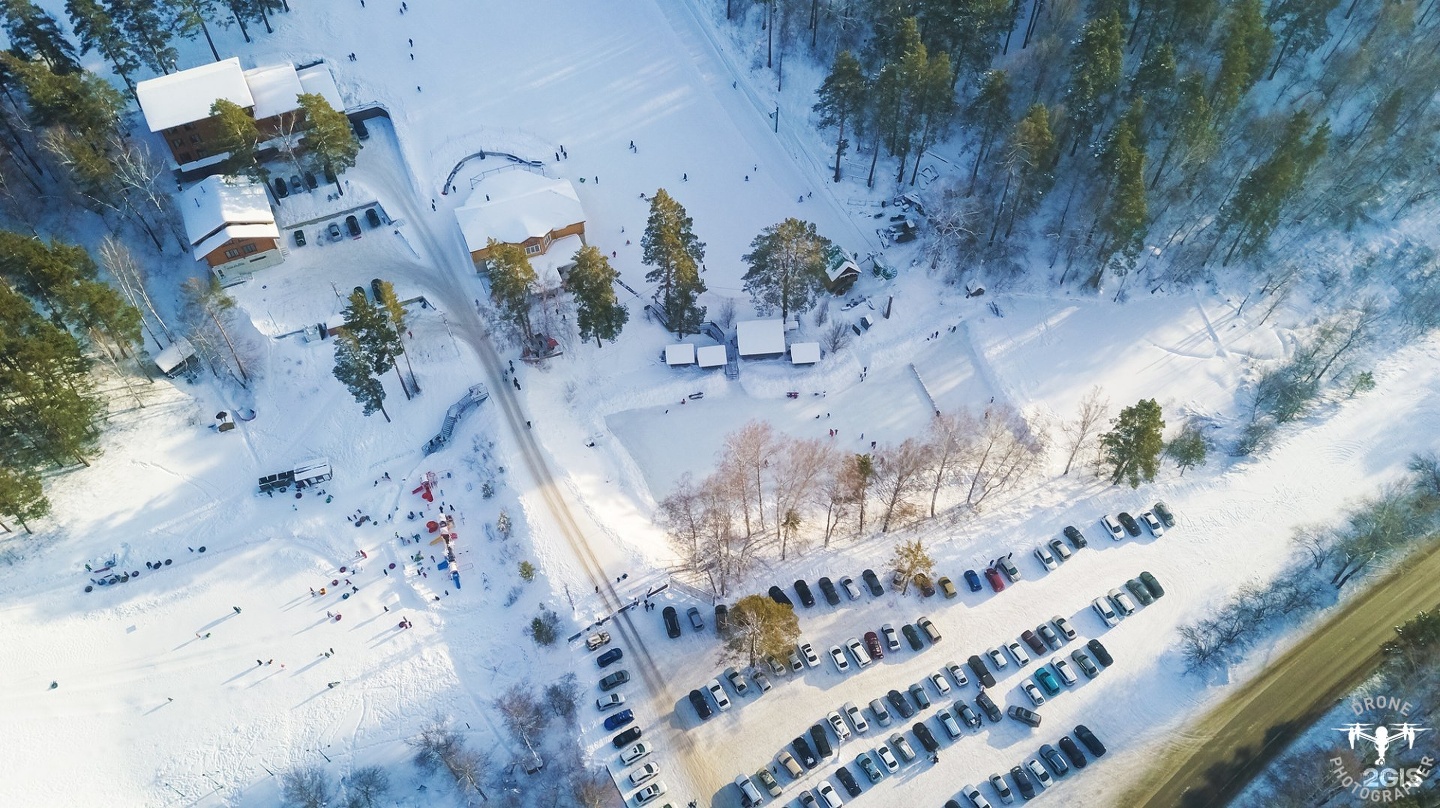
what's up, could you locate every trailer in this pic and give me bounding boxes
[258,457,333,494]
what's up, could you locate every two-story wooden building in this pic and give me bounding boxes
[455,169,586,278]
[180,175,283,284]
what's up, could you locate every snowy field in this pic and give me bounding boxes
[3,1,1440,807]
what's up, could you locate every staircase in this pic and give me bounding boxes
[422,384,490,455]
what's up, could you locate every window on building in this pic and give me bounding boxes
[525,244,541,255]
[190,135,201,143]
[171,139,184,148]
[243,243,257,254]
[183,123,195,131]
[225,248,241,259]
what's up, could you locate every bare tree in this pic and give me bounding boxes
[722,421,779,537]
[658,474,707,572]
[107,135,184,250]
[342,766,390,808]
[959,405,1048,510]
[100,236,171,352]
[815,457,853,547]
[181,277,252,388]
[543,674,580,725]
[495,684,549,764]
[820,320,851,354]
[770,437,834,559]
[1292,527,1337,571]
[715,296,738,330]
[571,768,612,808]
[270,110,307,177]
[281,766,333,808]
[874,438,932,532]
[1060,386,1108,474]
[410,717,462,774]
[924,411,976,517]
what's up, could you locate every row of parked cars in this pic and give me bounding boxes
[1091,571,1166,627]
[584,633,669,806]
[946,725,1108,806]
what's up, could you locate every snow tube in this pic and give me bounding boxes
[334,614,342,621]
[437,560,449,570]
[198,546,206,553]
[318,587,327,595]
[339,566,347,573]
[388,562,396,570]
[164,559,172,566]
[84,585,93,593]
[426,521,439,533]
[341,592,350,600]
[331,579,340,586]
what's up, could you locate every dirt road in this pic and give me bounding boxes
[1124,537,1440,808]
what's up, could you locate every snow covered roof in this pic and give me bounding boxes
[296,62,345,111]
[665,344,696,366]
[696,345,727,368]
[737,319,786,357]
[455,171,584,254]
[180,176,278,259]
[136,58,252,132]
[826,245,860,283]
[243,64,305,120]
[790,342,821,364]
[153,337,196,375]
[531,234,585,278]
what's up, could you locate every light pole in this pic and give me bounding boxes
[770,106,779,133]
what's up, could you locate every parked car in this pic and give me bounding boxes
[886,689,915,719]
[1026,758,1053,789]
[1006,641,1031,667]
[975,689,1002,723]
[938,709,962,739]
[888,733,916,763]
[1139,570,1166,599]
[968,655,997,688]
[846,637,872,668]
[1153,500,1177,528]
[272,176,291,198]
[956,700,982,728]
[778,749,804,778]
[964,569,983,592]
[827,710,852,742]
[724,666,749,695]
[835,765,862,797]
[597,693,624,711]
[662,606,681,638]
[687,606,704,630]
[586,631,612,650]
[875,744,900,773]
[1052,657,1078,686]
[830,645,850,673]
[864,631,884,660]
[902,624,924,651]
[1037,624,1062,650]
[769,586,794,607]
[908,682,931,709]
[364,207,382,228]
[1052,615,1077,641]
[881,624,901,651]
[1072,649,1100,679]
[303,171,318,190]
[861,569,884,596]
[735,774,764,807]
[1140,510,1165,536]
[914,573,937,597]
[634,782,666,805]
[345,215,361,238]
[327,222,342,241]
[815,781,844,808]
[1007,704,1042,728]
[688,688,713,719]
[1063,525,1089,549]
[891,569,908,591]
[1117,512,1141,536]
[800,642,820,667]
[1021,679,1045,706]
[707,679,731,710]
[856,752,883,782]
[799,792,818,808]
[792,736,818,769]
[795,579,816,607]
[818,576,841,605]
[629,761,659,785]
[961,783,993,808]
[766,655,787,677]
[1048,539,1073,562]
[868,698,892,727]
[611,726,642,748]
[1086,638,1114,666]
[293,229,306,247]
[1021,629,1047,655]
[912,721,939,753]
[1101,515,1126,541]
[597,648,623,667]
[984,567,1006,592]
[1075,724,1107,757]
[752,669,772,693]
[840,576,861,600]
[1011,765,1037,801]
[1058,735,1089,769]
[1108,587,1137,616]
[917,616,942,643]
[988,772,1014,804]
[938,576,958,598]
[810,723,834,758]
[929,671,952,696]
[1034,544,1058,571]
[1040,744,1070,777]
[987,647,1010,670]
[789,648,804,672]
[1126,578,1156,606]
[996,556,1021,582]
[715,603,730,635]
[1034,667,1061,695]
[619,741,650,765]
[945,661,969,687]
[844,701,869,733]
[599,670,629,691]
[1092,596,1120,627]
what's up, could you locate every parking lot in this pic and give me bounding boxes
[579,507,1182,807]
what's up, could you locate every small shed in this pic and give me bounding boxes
[790,342,821,365]
[664,343,696,367]
[696,345,727,369]
[153,337,197,377]
[737,319,785,359]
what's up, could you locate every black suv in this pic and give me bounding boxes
[794,579,816,608]
[1063,525,1089,549]
[1076,724,1107,757]
[912,721,939,753]
[792,736,818,768]
[818,577,841,606]
[835,765,862,797]
[1117,512,1142,536]
[688,688,713,719]
[662,606,681,638]
[975,690,1003,723]
[1058,735,1089,769]
[967,655,997,688]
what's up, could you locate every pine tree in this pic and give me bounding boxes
[373,279,419,395]
[1149,72,1215,189]
[641,189,707,336]
[1210,0,1273,114]
[208,98,263,179]
[885,19,928,184]
[1093,102,1148,288]
[1128,42,1177,128]
[1,54,123,139]
[567,244,628,347]
[1266,0,1340,80]
[741,218,833,321]
[889,537,934,594]
[813,50,868,182]
[107,0,178,75]
[65,0,141,93]
[997,103,1055,240]
[0,463,49,533]
[906,49,955,185]
[0,0,80,73]
[1063,11,1125,156]
[1164,423,1208,474]
[485,239,538,341]
[918,0,1011,82]
[332,331,389,422]
[1100,398,1166,487]
[965,69,1011,188]
[342,288,409,399]
[298,93,359,196]
[1217,109,1328,264]
[725,594,801,668]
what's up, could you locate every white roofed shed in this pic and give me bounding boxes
[790,342,821,365]
[665,344,696,366]
[696,345,727,368]
[736,319,786,358]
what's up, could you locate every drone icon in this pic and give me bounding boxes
[1334,723,1430,765]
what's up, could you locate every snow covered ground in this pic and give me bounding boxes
[4,1,1440,807]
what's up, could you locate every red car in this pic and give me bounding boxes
[984,567,1006,592]
[865,631,885,660]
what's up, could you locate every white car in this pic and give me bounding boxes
[929,671,952,695]
[840,576,862,600]
[843,701,869,733]
[876,744,900,772]
[1052,615,1077,641]
[1026,758,1053,788]
[962,783,993,808]
[1021,678,1046,707]
[846,637,872,668]
[619,742,651,765]
[829,645,850,673]
[827,710,852,742]
[735,774,764,806]
[1034,544,1058,570]
[1006,641,1031,667]
[1101,515,1126,541]
[1092,596,1120,627]
[986,647,1009,670]
[946,660,969,687]
[629,762,660,786]
[1141,511,1165,537]
[816,781,845,808]
[1052,658,1078,686]
[938,709,963,739]
[597,693,625,711]
[800,642,820,668]
[881,624,900,651]
[707,678,732,711]
[633,782,666,806]
[1108,587,1137,616]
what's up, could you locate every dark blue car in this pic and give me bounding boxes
[603,709,634,731]
[963,569,983,592]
